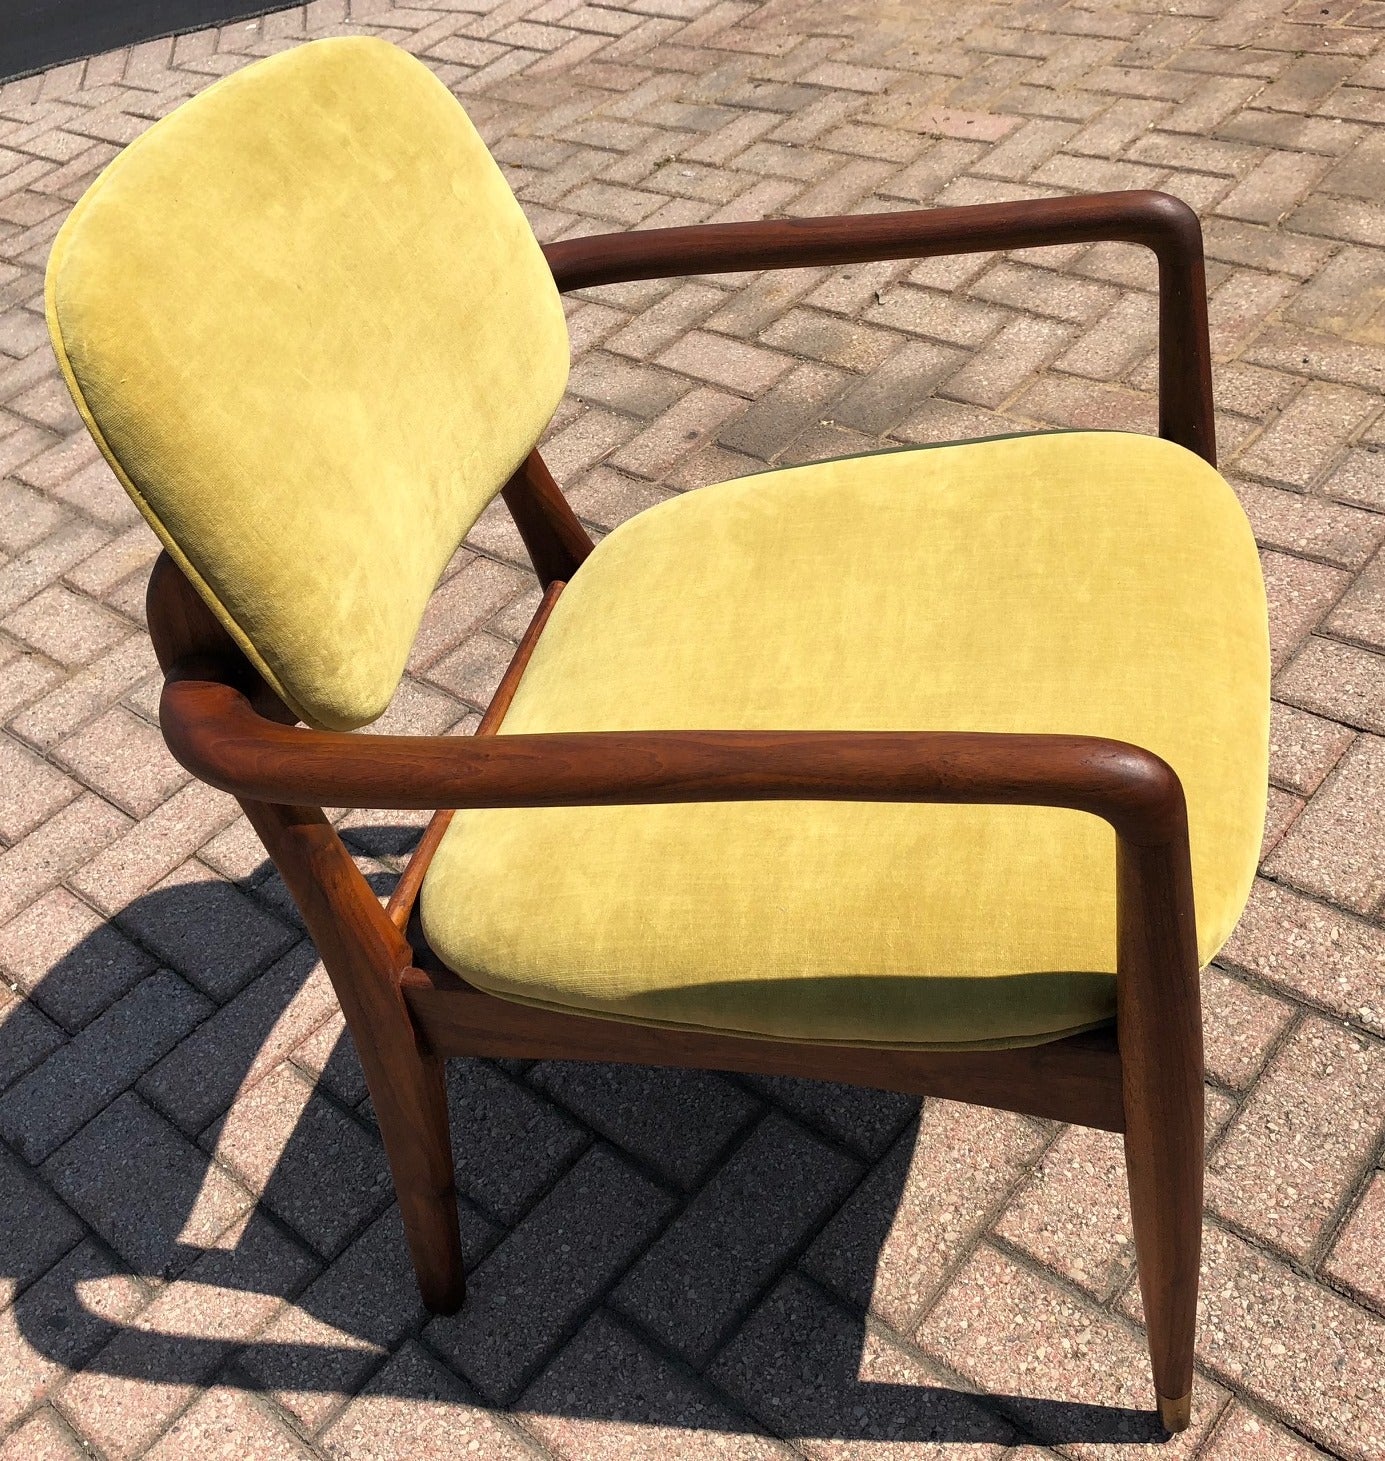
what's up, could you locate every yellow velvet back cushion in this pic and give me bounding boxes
[45,37,568,730]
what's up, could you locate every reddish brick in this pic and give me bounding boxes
[1245,327,1385,398]
[1,585,128,668]
[992,1123,1135,1302]
[1323,446,1385,512]
[807,1100,1043,1324]
[0,1408,88,1461]
[538,406,638,482]
[1167,1222,1385,1461]
[760,306,902,374]
[407,556,530,673]
[708,1273,1014,1457]
[864,283,1007,348]
[880,137,989,203]
[6,9,1385,1460]
[1207,1016,1385,1260]
[1202,1401,1340,1460]
[1261,551,1351,671]
[1208,269,1298,362]
[610,384,744,476]
[1263,734,1385,912]
[973,263,1119,326]
[143,1388,316,1461]
[67,781,237,916]
[1269,702,1355,796]
[6,635,159,752]
[565,465,676,530]
[917,1244,1227,1453]
[60,1219,314,1460]
[605,280,724,360]
[1326,548,1385,651]
[655,330,795,396]
[139,940,334,1133]
[0,882,152,1046]
[1222,877,1385,1034]
[529,1059,756,1191]
[423,630,514,711]
[1012,372,1154,435]
[1234,478,1385,571]
[445,1057,587,1225]
[203,1064,391,1259]
[703,269,829,341]
[0,734,77,842]
[429,1145,674,1402]
[782,156,897,217]
[320,1342,540,1460]
[0,1242,148,1432]
[1239,383,1380,490]
[1216,150,1333,225]
[0,793,130,926]
[1053,292,1153,382]
[827,340,964,437]
[522,1310,795,1460]
[1324,128,1385,201]
[1261,784,1303,860]
[43,1092,254,1274]
[1202,965,1297,1091]
[0,968,210,1162]
[245,1200,496,1430]
[1284,245,1385,338]
[614,1112,859,1367]
[1275,636,1385,733]
[50,705,183,818]
[944,312,1073,406]
[1322,1171,1385,1315]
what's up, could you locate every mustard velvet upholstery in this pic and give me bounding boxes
[45,37,568,731]
[422,431,1270,1050]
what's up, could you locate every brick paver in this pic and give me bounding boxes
[1,1,1383,1456]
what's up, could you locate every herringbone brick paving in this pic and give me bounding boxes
[1,0,1383,1455]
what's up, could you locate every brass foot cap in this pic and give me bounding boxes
[1157,1390,1192,1433]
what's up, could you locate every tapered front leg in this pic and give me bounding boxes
[1116,836,1204,1433]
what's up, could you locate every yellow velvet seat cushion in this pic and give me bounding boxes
[422,431,1269,1050]
[45,37,568,731]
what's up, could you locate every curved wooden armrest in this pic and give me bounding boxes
[543,189,1214,464]
[160,663,1188,849]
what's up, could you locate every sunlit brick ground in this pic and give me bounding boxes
[1,1,1383,1456]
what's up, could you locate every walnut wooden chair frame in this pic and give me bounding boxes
[149,190,1212,1432]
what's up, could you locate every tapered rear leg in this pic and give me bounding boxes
[239,799,465,1314]
[370,1035,465,1314]
[1116,838,1204,1433]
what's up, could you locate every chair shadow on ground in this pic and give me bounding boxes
[1,840,1171,1448]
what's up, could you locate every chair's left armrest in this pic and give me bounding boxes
[543,189,1214,464]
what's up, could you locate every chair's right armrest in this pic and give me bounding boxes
[160,662,1187,849]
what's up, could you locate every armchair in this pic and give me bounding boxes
[44,36,1269,1434]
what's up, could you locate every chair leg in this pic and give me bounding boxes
[1116,838,1204,1434]
[238,799,466,1313]
[1122,1081,1202,1432]
[369,1041,466,1315]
